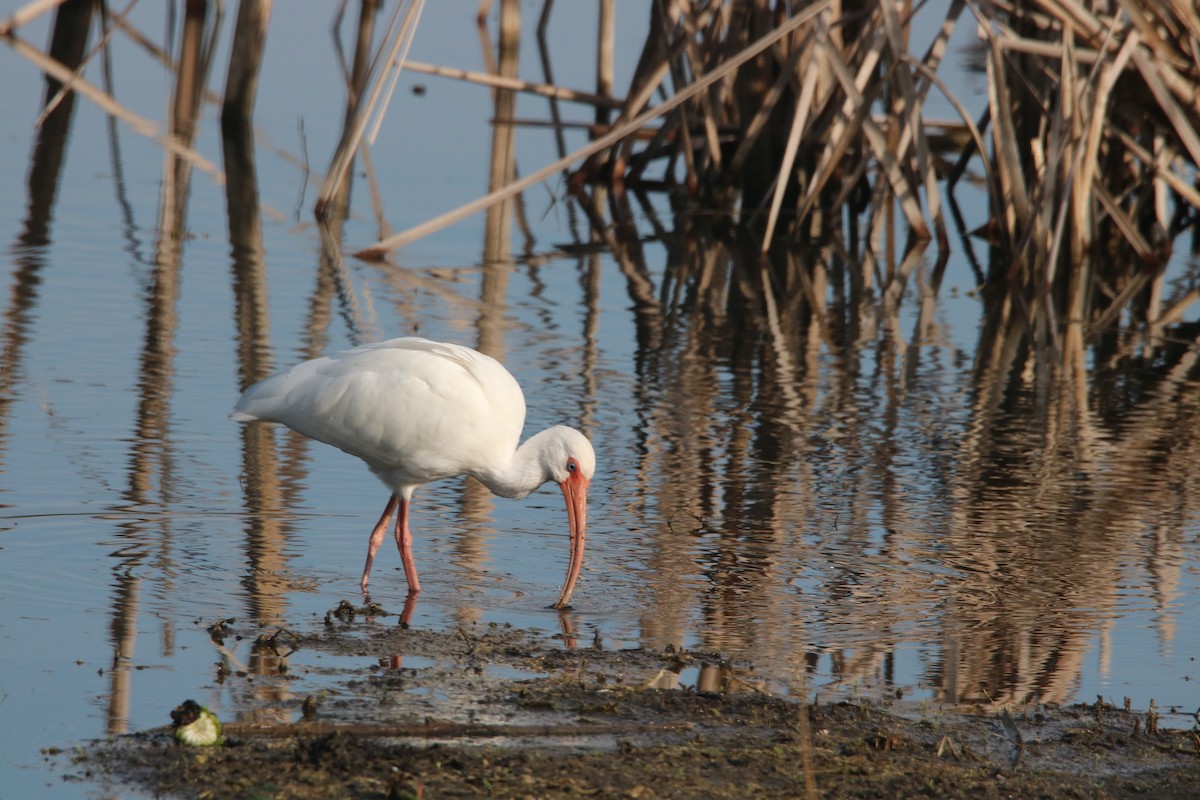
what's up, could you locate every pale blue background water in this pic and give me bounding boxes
[1,3,1197,798]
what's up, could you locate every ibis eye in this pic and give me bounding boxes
[567,460,577,473]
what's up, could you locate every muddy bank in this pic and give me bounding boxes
[68,604,1200,798]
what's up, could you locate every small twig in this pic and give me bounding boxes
[936,734,962,759]
[401,59,624,108]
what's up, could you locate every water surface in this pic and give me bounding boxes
[1,5,1198,799]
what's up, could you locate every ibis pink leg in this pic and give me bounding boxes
[360,495,399,590]
[394,498,421,595]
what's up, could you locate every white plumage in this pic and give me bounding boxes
[232,337,595,608]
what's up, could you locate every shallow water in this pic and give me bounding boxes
[1,4,1199,798]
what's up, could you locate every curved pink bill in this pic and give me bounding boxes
[552,473,589,609]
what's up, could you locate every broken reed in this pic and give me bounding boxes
[564,1,1200,340]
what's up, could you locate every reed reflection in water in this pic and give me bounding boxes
[611,222,1200,707]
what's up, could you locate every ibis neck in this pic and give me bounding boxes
[471,427,560,500]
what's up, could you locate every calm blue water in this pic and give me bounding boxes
[1,4,1198,798]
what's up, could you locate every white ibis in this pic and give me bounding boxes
[230,337,595,609]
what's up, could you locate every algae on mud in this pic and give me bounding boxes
[66,608,1200,799]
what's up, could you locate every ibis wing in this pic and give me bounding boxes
[232,338,526,485]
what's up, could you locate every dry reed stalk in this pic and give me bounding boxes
[820,32,929,238]
[1074,29,1137,257]
[595,0,614,123]
[883,0,952,252]
[333,0,1200,382]
[0,0,67,35]
[593,16,690,191]
[400,59,623,107]
[675,9,723,174]
[432,5,1200,267]
[1095,185,1156,263]
[34,0,140,126]
[995,35,1111,64]
[908,59,1008,254]
[4,28,224,181]
[982,30,1033,243]
[223,0,272,124]
[656,54,698,195]
[1111,129,1200,210]
[490,118,649,134]
[533,0,572,197]
[761,11,828,255]
[481,0,522,259]
[562,0,971,258]
[102,11,222,111]
[1038,35,1075,290]
[960,0,1200,375]
[355,0,834,258]
[795,26,888,226]
[330,0,369,98]
[1130,47,1200,166]
[357,139,389,241]
[366,4,423,146]
[726,33,808,180]
[316,0,425,218]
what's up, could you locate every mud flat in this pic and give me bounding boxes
[66,603,1200,799]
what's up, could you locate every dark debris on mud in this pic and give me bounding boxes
[67,604,1200,799]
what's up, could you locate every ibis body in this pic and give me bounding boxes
[230,337,594,608]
